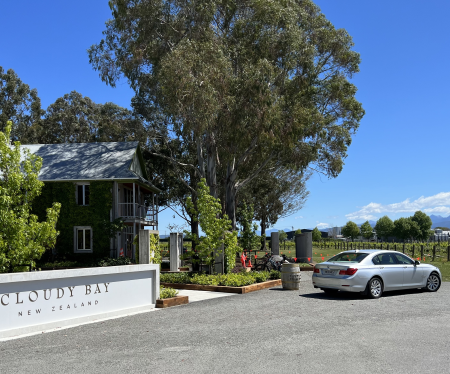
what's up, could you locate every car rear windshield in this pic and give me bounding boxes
[328,252,369,263]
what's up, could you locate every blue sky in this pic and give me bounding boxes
[2,1,450,234]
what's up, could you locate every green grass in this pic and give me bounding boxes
[162,242,450,281]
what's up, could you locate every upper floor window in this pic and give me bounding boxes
[77,184,90,206]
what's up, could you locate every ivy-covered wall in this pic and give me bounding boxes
[33,181,113,259]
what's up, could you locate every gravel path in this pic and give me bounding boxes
[1,279,449,374]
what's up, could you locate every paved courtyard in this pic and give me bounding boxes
[1,276,449,374]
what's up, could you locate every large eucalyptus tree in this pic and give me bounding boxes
[89,0,365,229]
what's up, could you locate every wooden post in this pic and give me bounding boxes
[403,243,405,254]
[420,245,424,260]
[433,245,436,262]
[387,244,390,251]
[412,244,415,258]
[447,245,450,261]
[394,244,397,252]
[380,243,383,250]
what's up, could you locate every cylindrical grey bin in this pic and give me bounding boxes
[295,232,313,263]
[281,263,301,290]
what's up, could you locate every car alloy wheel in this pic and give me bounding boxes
[426,273,441,292]
[367,277,383,299]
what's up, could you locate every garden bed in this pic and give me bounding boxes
[161,279,282,294]
[156,295,189,308]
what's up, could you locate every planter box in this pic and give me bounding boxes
[161,279,282,294]
[156,295,189,308]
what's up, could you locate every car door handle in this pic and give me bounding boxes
[379,267,384,269]
[403,266,407,268]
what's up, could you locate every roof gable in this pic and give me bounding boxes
[21,141,147,182]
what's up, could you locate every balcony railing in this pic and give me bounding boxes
[118,203,157,223]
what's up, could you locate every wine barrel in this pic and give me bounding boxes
[281,263,301,290]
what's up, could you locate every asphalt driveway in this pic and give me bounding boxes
[1,280,449,374]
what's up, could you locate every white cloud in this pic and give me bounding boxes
[295,216,303,219]
[423,206,450,215]
[346,192,450,221]
[316,222,329,229]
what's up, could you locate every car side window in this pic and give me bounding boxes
[376,254,396,265]
[372,256,381,265]
[393,253,414,265]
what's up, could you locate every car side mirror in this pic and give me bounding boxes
[414,260,420,266]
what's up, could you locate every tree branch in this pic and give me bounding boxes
[235,153,275,192]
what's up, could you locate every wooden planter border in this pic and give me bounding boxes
[161,279,282,294]
[156,295,189,308]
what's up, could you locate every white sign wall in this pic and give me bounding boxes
[0,264,160,339]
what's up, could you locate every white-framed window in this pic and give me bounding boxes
[76,183,90,206]
[74,226,93,253]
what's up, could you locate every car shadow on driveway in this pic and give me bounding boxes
[298,288,426,301]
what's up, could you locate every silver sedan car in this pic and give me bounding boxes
[312,250,442,298]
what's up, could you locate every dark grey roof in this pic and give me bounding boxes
[21,142,160,193]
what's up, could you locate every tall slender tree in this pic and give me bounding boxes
[88,0,365,230]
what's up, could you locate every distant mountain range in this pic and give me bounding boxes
[429,215,450,229]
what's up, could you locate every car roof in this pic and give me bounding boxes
[335,250,407,255]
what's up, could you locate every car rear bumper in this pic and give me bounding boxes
[312,274,366,293]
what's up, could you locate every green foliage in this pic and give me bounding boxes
[150,233,162,264]
[279,230,288,243]
[160,272,192,284]
[360,221,373,240]
[268,270,281,280]
[0,123,60,272]
[393,211,431,242]
[97,257,133,267]
[90,0,364,230]
[375,216,395,240]
[238,203,260,250]
[159,286,179,299]
[0,67,43,142]
[411,211,432,241]
[160,270,280,286]
[393,217,416,241]
[190,273,220,286]
[295,229,302,235]
[435,227,450,231]
[312,227,322,242]
[341,221,360,241]
[32,180,113,259]
[185,179,239,273]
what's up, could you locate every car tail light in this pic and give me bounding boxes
[339,268,358,276]
[313,267,320,273]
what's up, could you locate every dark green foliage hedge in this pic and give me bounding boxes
[33,181,113,259]
[160,270,281,287]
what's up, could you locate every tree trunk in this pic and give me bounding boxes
[206,131,217,199]
[225,162,237,230]
[196,135,206,180]
[260,219,267,251]
[190,196,199,252]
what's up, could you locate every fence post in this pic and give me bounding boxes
[448,245,450,261]
[412,245,415,258]
[387,244,390,251]
[380,243,383,250]
[433,245,436,262]
[403,244,405,254]
[420,245,424,260]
